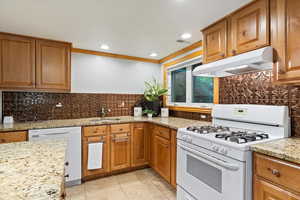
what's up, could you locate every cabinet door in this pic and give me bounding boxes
[272,0,300,83]
[230,0,269,55]
[202,19,227,63]
[170,130,177,188]
[36,40,71,91]
[154,135,171,182]
[131,123,149,167]
[82,135,110,178]
[0,131,27,144]
[111,132,131,171]
[0,33,35,89]
[149,124,155,168]
[254,176,300,200]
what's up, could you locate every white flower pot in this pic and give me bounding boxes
[147,113,153,118]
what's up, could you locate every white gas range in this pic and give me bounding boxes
[176,104,290,200]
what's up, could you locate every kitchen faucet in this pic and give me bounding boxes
[100,106,111,118]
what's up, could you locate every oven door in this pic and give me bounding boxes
[177,141,245,200]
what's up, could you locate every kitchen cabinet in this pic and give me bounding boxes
[271,0,300,84]
[82,126,110,179]
[149,123,155,168]
[36,39,71,91]
[154,126,171,182]
[110,124,131,171]
[0,33,35,89]
[253,153,300,200]
[202,19,227,63]
[0,131,27,144]
[229,0,270,55]
[170,129,177,188]
[131,123,149,167]
[0,32,71,91]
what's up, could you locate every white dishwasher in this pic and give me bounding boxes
[29,126,82,186]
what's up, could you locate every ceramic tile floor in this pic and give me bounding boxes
[66,168,177,200]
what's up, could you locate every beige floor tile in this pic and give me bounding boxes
[66,168,176,200]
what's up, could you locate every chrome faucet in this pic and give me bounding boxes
[100,106,111,118]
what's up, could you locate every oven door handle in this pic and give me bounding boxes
[178,144,240,171]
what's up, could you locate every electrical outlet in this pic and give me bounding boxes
[200,115,207,119]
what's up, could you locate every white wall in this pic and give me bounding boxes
[71,53,161,94]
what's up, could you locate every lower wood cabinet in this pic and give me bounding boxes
[0,131,27,144]
[82,126,110,179]
[154,133,171,182]
[253,153,300,200]
[81,123,177,187]
[110,124,131,171]
[131,123,149,167]
[254,176,300,200]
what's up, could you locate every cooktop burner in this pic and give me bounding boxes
[215,131,269,144]
[186,125,230,134]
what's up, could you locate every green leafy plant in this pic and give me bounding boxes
[143,109,156,115]
[144,79,168,102]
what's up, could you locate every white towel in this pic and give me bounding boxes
[88,142,103,170]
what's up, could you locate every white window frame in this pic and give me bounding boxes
[166,56,214,109]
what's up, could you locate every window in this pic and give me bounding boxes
[167,62,214,108]
[171,68,186,102]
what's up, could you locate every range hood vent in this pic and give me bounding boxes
[193,47,273,77]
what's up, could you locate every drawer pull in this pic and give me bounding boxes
[268,168,281,177]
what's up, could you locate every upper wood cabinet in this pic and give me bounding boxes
[0,33,36,89]
[272,0,300,84]
[36,40,71,91]
[202,19,227,63]
[131,123,149,167]
[0,32,71,92]
[229,0,270,55]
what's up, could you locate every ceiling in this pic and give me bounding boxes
[0,0,251,59]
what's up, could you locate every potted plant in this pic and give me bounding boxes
[144,79,168,116]
[143,109,156,118]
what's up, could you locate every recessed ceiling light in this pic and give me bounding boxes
[150,53,158,57]
[100,44,109,50]
[181,33,192,40]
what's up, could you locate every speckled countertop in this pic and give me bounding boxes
[0,139,67,200]
[251,138,300,165]
[0,116,211,132]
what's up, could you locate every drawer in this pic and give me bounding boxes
[254,153,300,193]
[111,124,130,133]
[0,131,27,144]
[83,126,108,137]
[154,125,170,140]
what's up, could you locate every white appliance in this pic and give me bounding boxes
[134,107,142,117]
[177,104,290,200]
[193,47,273,77]
[29,127,82,186]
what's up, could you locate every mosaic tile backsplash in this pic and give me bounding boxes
[2,92,143,122]
[219,70,300,137]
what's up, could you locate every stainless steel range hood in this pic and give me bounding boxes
[193,46,273,77]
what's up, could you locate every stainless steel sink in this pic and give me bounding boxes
[89,118,121,123]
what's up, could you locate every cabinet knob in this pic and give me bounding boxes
[65,162,69,166]
[268,168,280,177]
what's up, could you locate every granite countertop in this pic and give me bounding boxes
[0,139,67,200]
[251,138,300,165]
[0,116,211,132]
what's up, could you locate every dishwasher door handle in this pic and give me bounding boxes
[31,132,69,137]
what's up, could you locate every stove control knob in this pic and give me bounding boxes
[212,145,219,152]
[220,148,228,155]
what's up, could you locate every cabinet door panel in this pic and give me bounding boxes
[132,124,148,167]
[82,135,110,178]
[273,0,300,83]
[170,130,177,188]
[254,176,300,200]
[203,19,227,63]
[0,34,35,88]
[230,0,269,54]
[154,135,171,182]
[36,40,70,91]
[111,132,131,171]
